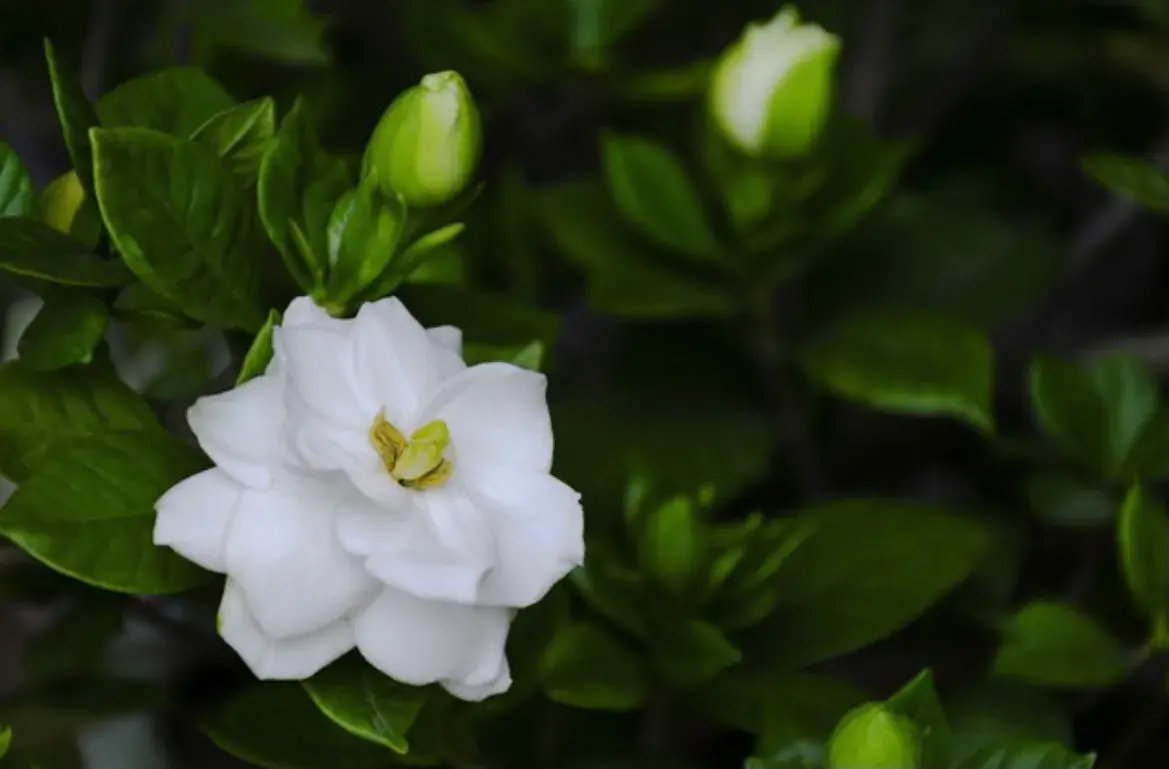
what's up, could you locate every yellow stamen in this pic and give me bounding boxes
[368,414,453,489]
[370,411,407,473]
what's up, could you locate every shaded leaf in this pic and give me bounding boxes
[96,67,235,137]
[993,602,1129,688]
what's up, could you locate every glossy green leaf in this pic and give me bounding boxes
[1083,153,1169,212]
[258,98,351,292]
[44,39,99,192]
[1118,485,1169,626]
[96,67,235,137]
[201,682,390,769]
[602,133,722,259]
[0,141,34,218]
[92,127,265,330]
[540,621,647,711]
[0,360,159,482]
[16,291,109,370]
[324,181,406,306]
[799,310,994,430]
[0,430,211,594]
[884,670,951,769]
[303,654,426,754]
[749,500,990,667]
[993,602,1128,687]
[190,97,277,180]
[237,309,280,385]
[0,217,130,286]
[358,222,466,303]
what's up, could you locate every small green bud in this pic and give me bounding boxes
[709,6,841,158]
[364,71,481,208]
[640,495,705,595]
[828,703,921,769]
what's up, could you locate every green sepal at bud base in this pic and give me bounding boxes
[639,495,707,597]
[709,5,841,159]
[828,703,921,769]
[320,176,407,309]
[363,71,482,208]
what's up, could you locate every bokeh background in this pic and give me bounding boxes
[4,0,1169,767]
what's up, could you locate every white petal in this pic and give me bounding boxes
[351,298,439,428]
[423,363,552,472]
[360,489,494,604]
[427,326,462,355]
[225,473,377,639]
[282,296,346,329]
[188,375,285,489]
[462,463,584,607]
[442,662,512,702]
[154,469,243,573]
[276,324,373,428]
[354,587,512,698]
[283,387,371,473]
[218,579,353,680]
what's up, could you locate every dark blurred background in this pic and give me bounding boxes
[4,0,1169,766]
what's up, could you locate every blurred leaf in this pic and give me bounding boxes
[92,127,265,331]
[96,67,235,137]
[1030,355,1106,467]
[1090,354,1162,477]
[397,284,559,349]
[945,682,1073,764]
[258,98,351,292]
[39,171,101,247]
[190,97,278,181]
[0,141,34,218]
[725,672,869,752]
[0,360,159,483]
[16,291,108,371]
[193,0,330,65]
[652,620,741,688]
[710,519,817,631]
[0,217,130,287]
[202,682,391,769]
[536,180,735,318]
[748,500,990,667]
[1117,485,1169,629]
[303,654,427,754]
[883,670,951,769]
[0,430,211,594]
[237,308,280,385]
[1026,475,1116,528]
[602,133,722,260]
[953,740,1096,769]
[1083,153,1169,212]
[569,0,658,66]
[540,621,647,711]
[639,495,704,597]
[0,725,9,759]
[993,602,1129,687]
[570,559,652,640]
[799,310,994,430]
[44,39,99,193]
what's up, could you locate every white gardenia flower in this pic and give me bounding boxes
[154,296,585,701]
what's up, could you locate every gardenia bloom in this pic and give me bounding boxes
[153,296,584,700]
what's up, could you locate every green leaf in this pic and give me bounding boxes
[652,620,741,688]
[1083,153,1169,212]
[1029,355,1107,467]
[397,284,559,349]
[1027,475,1116,528]
[359,222,467,303]
[954,740,1096,769]
[0,217,131,286]
[799,309,994,430]
[44,39,99,193]
[96,67,235,137]
[303,654,426,754]
[750,673,869,754]
[536,180,735,318]
[946,682,1073,764]
[237,309,280,385]
[190,97,277,180]
[0,360,159,482]
[193,0,330,65]
[0,141,34,217]
[16,290,108,371]
[639,495,705,596]
[0,725,10,759]
[1089,354,1161,477]
[258,98,351,292]
[602,133,722,260]
[569,0,658,62]
[748,500,990,668]
[709,518,818,631]
[324,181,406,306]
[92,126,265,331]
[993,602,1129,687]
[39,170,102,247]
[0,430,210,593]
[540,621,647,711]
[201,682,391,769]
[1117,485,1169,626]
[883,670,951,769]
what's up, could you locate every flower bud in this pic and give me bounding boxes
[364,71,481,208]
[827,703,921,769]
[709,6,840,158]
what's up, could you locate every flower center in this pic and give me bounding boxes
[369,412,454,489]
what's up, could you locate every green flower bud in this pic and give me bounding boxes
[828,703,921,769]
[709,6,841,159]
[364,71,481,208]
